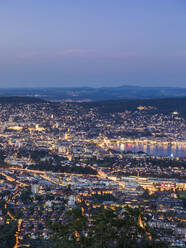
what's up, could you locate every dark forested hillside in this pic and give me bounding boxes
[0,96,46,104]
[80,97,186,119]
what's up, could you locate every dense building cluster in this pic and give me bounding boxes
[0,101,185,247]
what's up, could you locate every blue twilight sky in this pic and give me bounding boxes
[0,0,186,88]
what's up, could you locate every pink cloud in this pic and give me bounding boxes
[172,50,186,57]
[105,51,137,59]
[20,51,51,59]
[19,49,138,60]
[20,49,97,59]
[59,49,97,56]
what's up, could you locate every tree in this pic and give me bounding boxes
[0,222,17,248]
[51,208,91,248]
[51,207,168,248]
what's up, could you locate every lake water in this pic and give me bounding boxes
[113,142,186,158]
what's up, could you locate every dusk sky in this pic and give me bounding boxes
[0,0,186,88]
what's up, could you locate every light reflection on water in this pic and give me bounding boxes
[114,143,186,158]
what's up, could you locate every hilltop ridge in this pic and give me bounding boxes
[79,97,186,119]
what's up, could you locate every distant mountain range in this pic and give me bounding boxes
[0,85,186,101]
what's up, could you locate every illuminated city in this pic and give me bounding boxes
[0,99,185,247]
[1,0,186,247]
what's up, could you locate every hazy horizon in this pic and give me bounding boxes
[0,84,186,89]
